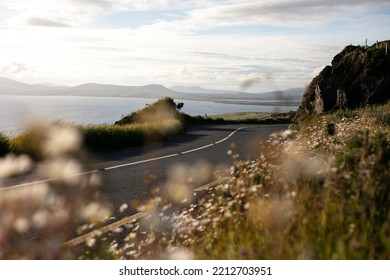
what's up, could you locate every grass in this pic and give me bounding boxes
[183,111,294,125]
[81,120,184,152]
[3,98,294,156]
[4,120,184,155]
[75,102,390,260]
[2,97,389,259]
[0,133,10,156]
[210,112,272,121]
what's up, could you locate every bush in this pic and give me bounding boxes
[0,133,10,156]
[325,122,336,136]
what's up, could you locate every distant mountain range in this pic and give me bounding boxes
[0,76,302,106]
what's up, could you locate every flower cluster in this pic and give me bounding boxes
[0,123,111,259]
[89,105,390,260]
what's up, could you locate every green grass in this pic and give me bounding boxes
[2,98,390,259]
[4,120,184,156]
[81,120,184,152]
[0,133,10,156]
[78,102,390,260]
[210,112,272,121]
[183,111,294,125]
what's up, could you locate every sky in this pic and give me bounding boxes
[0,0,389,93]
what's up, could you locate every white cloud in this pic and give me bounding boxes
[166,0,390,30]
[0,61,29,75]
[0,0,388,92]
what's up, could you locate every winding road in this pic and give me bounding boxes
[95,124,288,217]
[1,124,288,218]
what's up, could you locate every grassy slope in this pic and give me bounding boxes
[82,103,390,260]
[187,103,390,259]
[1,97,389,259]
[2,98,294,155]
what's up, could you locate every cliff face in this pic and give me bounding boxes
[295,41,390,121]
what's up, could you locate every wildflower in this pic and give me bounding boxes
[38,158,82,185]
[163,247,194,260]
[280,129,293,139]
[119,203,128,213]
[164,164,193,205]
[128,233,137,239]
[0,154,32,178]
[43,125,82,158]
[32,210,48,229]
[13,217,30,233]
[86,238,96,248]
[80,202,111,223]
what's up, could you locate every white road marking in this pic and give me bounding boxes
[65,177,231,247]
[1,126,248,190]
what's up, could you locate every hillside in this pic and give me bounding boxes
[295,40,390,121]
[0,76,302,106]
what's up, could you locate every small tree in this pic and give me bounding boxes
[176,102,184,110]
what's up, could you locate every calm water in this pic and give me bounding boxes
[0,95,297,134]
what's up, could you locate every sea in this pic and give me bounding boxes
[0,95,298,134]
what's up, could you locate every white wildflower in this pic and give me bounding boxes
[128,232,137,239]
[86,238,96,248]
[13,217,30,233]
[80,202,111,222]
[38,158,82,185]
[119,203,128,213]
[164,164,193,204]
[0,154,32,178]
[280,129,293,139]
[112,227,123,233]
[164,247,194,260]
[32,210,48,229]
[43,125,82,157]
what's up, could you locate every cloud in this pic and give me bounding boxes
[0,0,388,92]
[2,0,121,28]
[183,0,390,29]
[1,61,29,74]
[26,16,72,27]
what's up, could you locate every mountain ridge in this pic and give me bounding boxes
[0,76,302,105]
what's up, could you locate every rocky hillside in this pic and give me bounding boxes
[295,40,390,121]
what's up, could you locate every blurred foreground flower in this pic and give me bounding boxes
[0,123,111,259]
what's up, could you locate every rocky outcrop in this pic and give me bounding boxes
[295,41,390,121]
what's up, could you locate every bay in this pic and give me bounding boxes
[0,95,297,134]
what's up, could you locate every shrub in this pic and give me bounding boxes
[0,133,10,156]
[325,121,336,136]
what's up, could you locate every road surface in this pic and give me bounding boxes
[95,124,288,217]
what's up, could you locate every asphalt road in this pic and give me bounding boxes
[95,124,288,217]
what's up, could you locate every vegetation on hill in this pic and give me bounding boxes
[295,40,390,122]
[115,97,184,125]
[73,102,390,260]
[0,133,10,156]
[73,43,390,260]
[2,97,293,156]
[115,96,294,126]
[4,43,389,260]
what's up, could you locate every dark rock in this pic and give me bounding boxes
[295,40,390,122]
